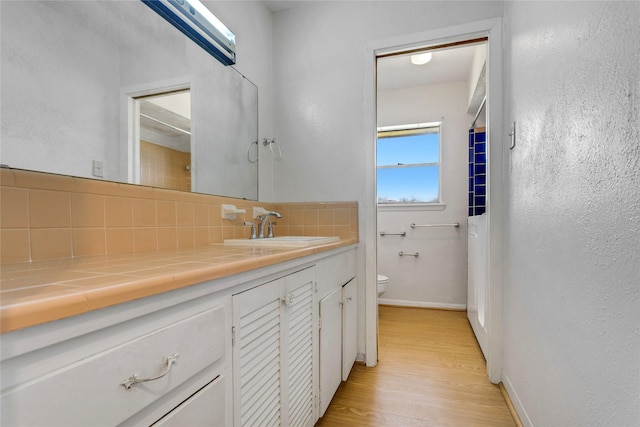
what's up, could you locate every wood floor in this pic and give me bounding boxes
[315,305,516,426]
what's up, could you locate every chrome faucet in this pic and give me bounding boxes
[258,212,282,238]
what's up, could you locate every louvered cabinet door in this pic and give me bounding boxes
[283,268,316,427]
[232,279,284,427]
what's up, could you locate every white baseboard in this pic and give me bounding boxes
[378,298,466,310]
[502,372,534,427]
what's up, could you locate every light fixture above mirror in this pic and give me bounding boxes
[142,0,236,65]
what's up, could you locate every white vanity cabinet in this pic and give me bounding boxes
[0,244,358,427]
[0,295,231,427]
[232,266,316,427]
[316,249,357,416]
[151,376,226,426]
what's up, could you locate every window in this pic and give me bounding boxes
[377,122,441,204]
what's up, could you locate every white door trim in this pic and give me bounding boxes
[119,77,192,186]
[363,18,504,383]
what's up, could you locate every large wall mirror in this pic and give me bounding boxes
[0,0,258,200]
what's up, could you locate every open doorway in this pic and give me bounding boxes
[134,89,192,191]
[374,35,496,372]
[123,81,192,190]
[367,25,502,382]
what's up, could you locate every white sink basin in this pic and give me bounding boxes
[224,236,340,248]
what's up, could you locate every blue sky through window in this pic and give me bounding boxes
[377,130,440,203]
[377,132,439,165]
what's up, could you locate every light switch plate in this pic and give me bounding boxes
[92,160,103,177]
[509,121,516,150]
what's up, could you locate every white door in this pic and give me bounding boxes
[319,287,342,416]
[342,278,358,380]
[467,215,488,358]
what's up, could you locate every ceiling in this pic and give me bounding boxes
[261,1,321,12]
[140,101,191,138]
[140,91,191,140]
[377,43,482,91]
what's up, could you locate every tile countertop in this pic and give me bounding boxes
[0,239,357,334]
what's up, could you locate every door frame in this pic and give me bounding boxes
[119,77,192,187]
[363,18,504,383]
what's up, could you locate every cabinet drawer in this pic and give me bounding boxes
[1,305,226,427]
[316,249,356,299]
[151,375,226,427]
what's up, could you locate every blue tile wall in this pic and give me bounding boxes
[468,129,487,216]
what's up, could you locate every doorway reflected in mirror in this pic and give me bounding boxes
[136,90,192,192]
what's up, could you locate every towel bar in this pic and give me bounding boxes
[410,222,459,228]
[380,231,406,236]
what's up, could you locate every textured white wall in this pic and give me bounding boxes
[503,2,640,426]
[0,1,120,179]
[377,82,471,307]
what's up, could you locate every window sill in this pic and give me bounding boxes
[377,203,446,212]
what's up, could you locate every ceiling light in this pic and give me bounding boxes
[410,52,432,65]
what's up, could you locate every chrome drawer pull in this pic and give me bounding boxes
[120,353,179,390]
[398,251,419,257]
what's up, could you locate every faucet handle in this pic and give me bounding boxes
[243,221,257,239]
[267,221,275,238]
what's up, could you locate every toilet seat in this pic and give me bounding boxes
[377,274,389,297]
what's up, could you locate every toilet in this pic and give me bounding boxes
[377,274,389,297]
